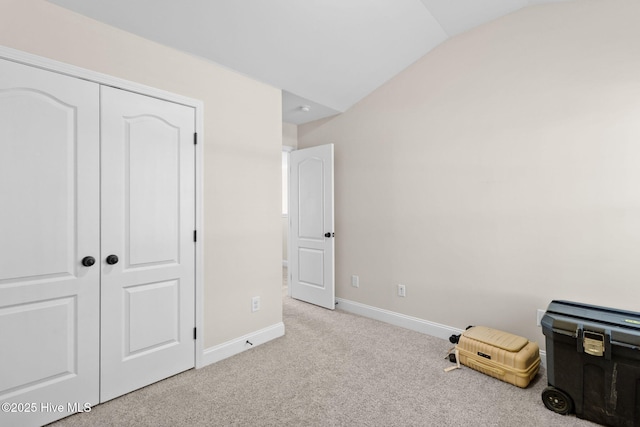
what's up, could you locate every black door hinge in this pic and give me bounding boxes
[193,230,197,242]
[194,133,198,145]
[193,327,197,340]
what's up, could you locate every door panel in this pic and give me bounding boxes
[100,86,195,402]
[298,157,324,239]
[126,116,180,267]
[0,59,100,426]
[290,144,335,309]
[299,248,324,287]
[125,279,179,358]
[0,89,76,282]
[1,297,77,391]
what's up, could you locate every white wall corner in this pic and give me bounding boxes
[199,322,285,368]
[335,297,547,369]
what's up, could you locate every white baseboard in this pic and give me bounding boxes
[335,297,547,368]
[335,298,463,340]
[200,322,285,367]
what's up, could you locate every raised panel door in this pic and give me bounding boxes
[289,144,335,309]
[0,58,100,427]
[99,86,195,402]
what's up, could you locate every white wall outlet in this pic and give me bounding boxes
[351,275,359,288]
[252,296,261,312]
[397,284,406,297]
[536,309,545,326]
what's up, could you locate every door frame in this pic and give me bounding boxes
[0,45,206,369]
[282,145,294,296]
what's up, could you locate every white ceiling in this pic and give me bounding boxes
[49,0,573,124]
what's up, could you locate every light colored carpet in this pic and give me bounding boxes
[51,270,599,426]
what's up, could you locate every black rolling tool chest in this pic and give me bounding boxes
[541,300,640,426]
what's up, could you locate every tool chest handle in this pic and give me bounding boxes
[577,325,613,360]
[610,339,640,351]
[550,327,576,338]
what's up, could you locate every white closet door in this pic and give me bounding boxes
[0,59,100,426]
[100,86,196,402]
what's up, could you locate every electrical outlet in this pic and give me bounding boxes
[351,275,359,288]
[252,296,261,312]
[397,284,406,297]
[536,309,545,326]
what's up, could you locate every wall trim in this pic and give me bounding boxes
[282,260,288,268]
[335,298,547,368]
[336,298,463,340]
[201,322,285,367]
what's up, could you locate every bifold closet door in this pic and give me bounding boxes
[0,59,100,426]
[99,86,196,402]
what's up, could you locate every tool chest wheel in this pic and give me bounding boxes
[542,386,573,415]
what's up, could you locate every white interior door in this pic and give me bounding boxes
[289,144,335,309]
[0,59,100,426]
[100,86,196,402]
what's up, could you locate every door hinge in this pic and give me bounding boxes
[193,327,197,340]
[194,132,198,145]
[193,230,197,242]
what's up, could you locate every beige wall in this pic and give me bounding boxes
[0,0,283,348]
[299,0,640,348]
[283,122,298,149]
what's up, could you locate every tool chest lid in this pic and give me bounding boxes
[545,300,640,330]
[462,326,529,352]
[543,300,640,350]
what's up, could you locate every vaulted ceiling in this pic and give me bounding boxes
[49,0,575,124]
